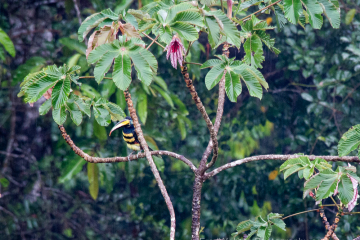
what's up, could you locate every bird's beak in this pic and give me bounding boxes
[109,119,130,136]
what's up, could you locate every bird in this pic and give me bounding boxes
[109,116,152,159]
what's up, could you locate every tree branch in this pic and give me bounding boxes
[181,66,218,172]
[141,32,165,50]
[123,90,176,240]
[204,154,360,179]
[58,125,196,172]
[204,43,229,170]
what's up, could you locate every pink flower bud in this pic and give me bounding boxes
[165,36,186,69]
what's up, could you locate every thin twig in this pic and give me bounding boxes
[141,33,165,50]
[146,34,159,50]
[282,209,320,220]
[79,76,113,80]
[238,0,282,22]
[204,154,360,179]
[184,62,202,66]
[72,0,82,26]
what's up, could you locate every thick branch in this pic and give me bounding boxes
[205,154,360,179]
[58,125,196,172]
[204,43,229,170]
[181,66,218,171]
[123,90,176,240]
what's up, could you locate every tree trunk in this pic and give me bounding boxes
[191,173,204,240]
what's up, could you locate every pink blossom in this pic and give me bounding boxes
[165,35,185,69]
[347,174,359,212]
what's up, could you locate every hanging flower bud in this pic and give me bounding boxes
[227,0,233,19]
[165,35,186,69]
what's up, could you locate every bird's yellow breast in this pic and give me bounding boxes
[127,143,141,151]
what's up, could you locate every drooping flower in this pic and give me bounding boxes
[165,35,186,69]
[347,173,359,212]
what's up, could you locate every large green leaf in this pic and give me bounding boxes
[172,11,204,27]
[94,51,119,83]
[25,75,58,103]
[301,0,323,29]
[87,162,99,200]
[236,220,253,233]
[171,22,199,41]
[205,16,221,48]
[316,177,338,200]
[112,54,132,90]
[233,64,263,99]
[225,70,242,102]
[128,48,155,86]
[270,218,286,231]
[205,63,226,90]
[211,11,241,48]
[59,158,86,183]
[338,176,354,205]
[318,0,340,28]
[284,0,302,24]
[338,124,360,157]
[52,77,71,109]
[304,171,337,190]
[39,99,52,115]
[0,27,15,57]
[52,106,67,125]
[66,102,83,126]
[243,34,264,69]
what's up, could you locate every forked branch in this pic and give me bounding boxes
[123,90,176,240]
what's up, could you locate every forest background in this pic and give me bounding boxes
[1,0,360,239]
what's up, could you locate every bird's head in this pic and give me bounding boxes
[109,116,133,136]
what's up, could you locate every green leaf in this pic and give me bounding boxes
[25,74,58,103]
[137,89,148,124]
[243,34,264,69]
[128,48,157,86]
[236,220,253,233]
[201,59,223,69]
[304,171,337,191]
[345,9,356,25]
[246,230,257,240]
[211,11,241,48]
[271,218,286,231]
[284,164,305,179]
[280,156,309,171]
[106,102,126,121]
[257,226,267,239]
[303,166,314,180]
[93,118,108,141]
[205,16,221,48]
[234,64,263,99]
[172,11,204,27]
[0,27,15,57]
[39,99,52,115]
[152,85,174,108]
[66,102,83,126]
[316,177,338,200]
[59,158,86,183]
[94,51,119,83]
[52,77,71,109]
[93,106,111,126]
[0,177,10,188]
[59,37,86,54]
[52,106,67,125]
[338,125,360,157]
[225,71,242,102]
[205,63,226,90]
[284,0,302,24]
[171,22,199,41]
[318,0,340,28]
[171,94,188,116]
[177,116,187,140]
[264,226,272,240]
[87,162,99,200]
[112,54,132,90]
[301,0,323,29]
[78,9,118,42]
[338,176,354,205]
[87,41,120,64]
